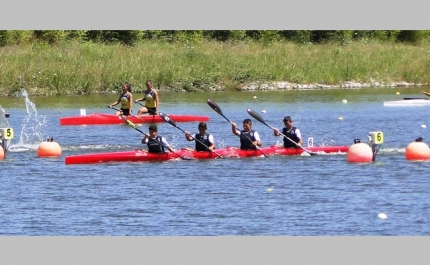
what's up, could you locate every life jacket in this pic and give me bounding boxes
[120,92,131,109]
[240,130,257,150]
[282,127,300,148]
[144,90,156,108]
[147,136,165,153]
[195,133,213,151]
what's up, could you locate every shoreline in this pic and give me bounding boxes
[214,80,426,91]
[2,80,427,97]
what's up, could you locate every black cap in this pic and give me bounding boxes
[149,124,158,131]
[198,122,207,129]
[283,116,292,122]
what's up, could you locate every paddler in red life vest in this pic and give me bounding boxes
[185,122,216,151]
[109,82,133,116]
[273,116,303,148]
[141,124,174,153]
[231,118,262,150]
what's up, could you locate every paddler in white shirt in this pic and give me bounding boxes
[231,118,262,150]
[273,116,303,148]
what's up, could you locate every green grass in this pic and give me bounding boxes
[1,40,429,96]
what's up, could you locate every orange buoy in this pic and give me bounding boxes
[347,143,373,163]
[37,140,62,157]
[405,142,430,161]
[0,147,4,159]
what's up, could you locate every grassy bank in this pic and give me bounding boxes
[1,40,429,96]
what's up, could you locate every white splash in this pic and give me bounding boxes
[10,89,48,151]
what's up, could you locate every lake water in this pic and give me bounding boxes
[1,86,430,235]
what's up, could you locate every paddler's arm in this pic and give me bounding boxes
[161,137,174,152]
[166,146,174,152]
[208,135,215,150]
[231,122,240,136]
[421,91,430,97]
[253,132,262,147]
[161,137,175,153]
[273,128,280,136]
[109,96,120,108]
[295,128,303,146]
[154,90,159,113]
[129,93,133,114]
[185,132,194,141]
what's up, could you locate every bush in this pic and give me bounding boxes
[33,30,66,44]
[0,31,10,46]
[398,30,430,43]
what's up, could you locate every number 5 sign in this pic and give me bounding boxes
[0,128,14,140]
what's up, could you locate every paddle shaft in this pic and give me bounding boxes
[158,113,224,159]
[123,119,190,160]
[135,101,157,114]
[109,106,122,113]
[109,106,143,121]
[207,99,268,157]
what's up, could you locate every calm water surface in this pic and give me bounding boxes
[1,87,430,235]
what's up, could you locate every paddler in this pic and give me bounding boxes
[109,82,133,116]
[142,124,174,153]
[421,91,430,98]
[273,116,302,148]
[184,122,216,151]
[135,80,159,116]
[231,118,262,150]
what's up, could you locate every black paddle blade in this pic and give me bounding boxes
[207,99,223,115]
[158,112,177,127]
[247,108,266,124]
[403,97,428,100]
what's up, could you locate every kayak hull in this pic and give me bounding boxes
[383,99,430,107]
[60,113,210,126]
[65,145,350,165]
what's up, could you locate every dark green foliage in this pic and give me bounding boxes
[1,30,430,46]
[85,30,143,45]
[33,30,65,44]
[0,31,10,46]
[205,31,233,41]
[397,30,430,43]
[280,30,313,44]
[65,30,88,41]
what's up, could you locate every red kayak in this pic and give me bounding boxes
[65,145,350,164]
[60,113,210,126]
